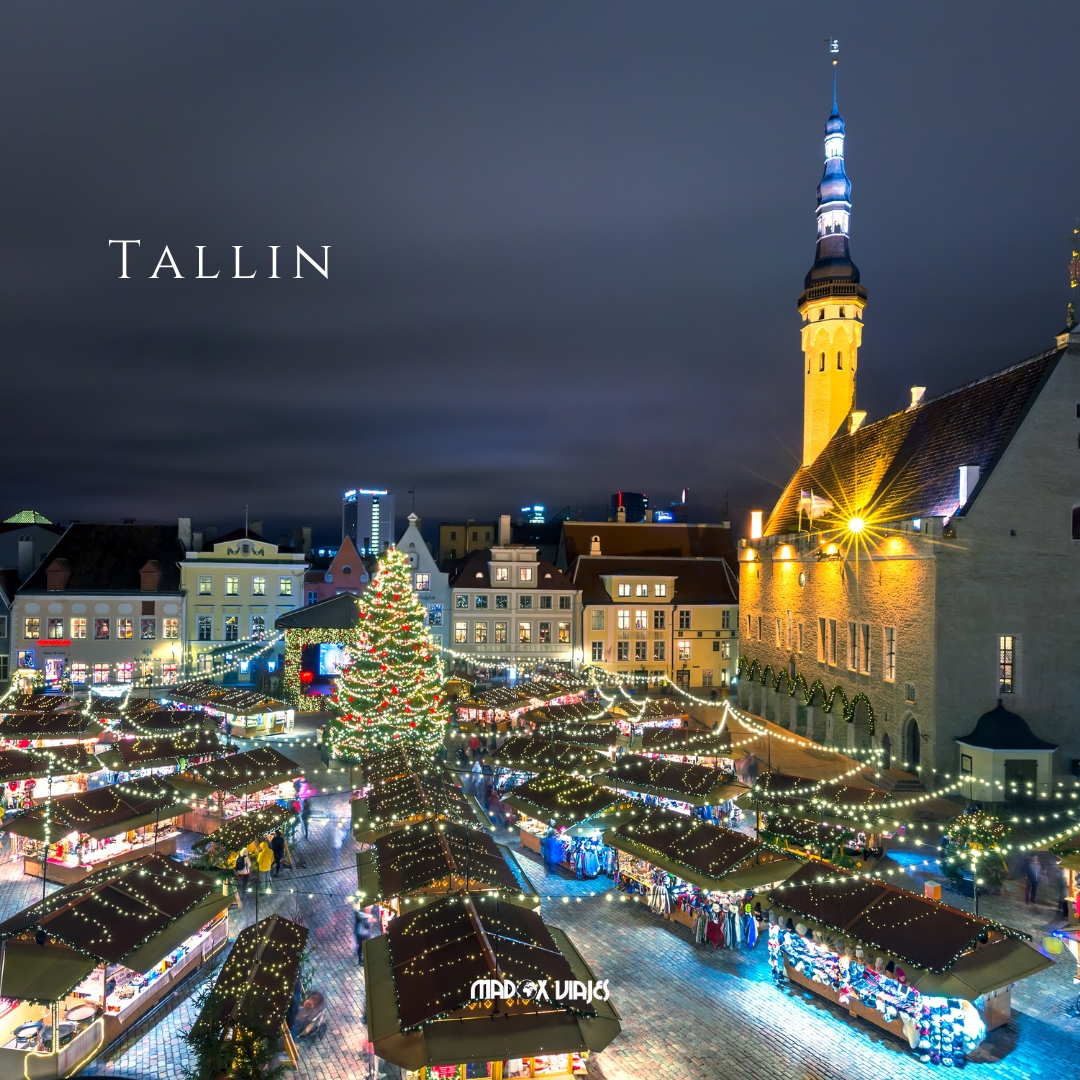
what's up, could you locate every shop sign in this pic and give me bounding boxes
[469,977,611,1005]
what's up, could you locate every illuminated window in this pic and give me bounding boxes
[519,567,533,583]
[71,617,86,640]
[455,594,469,609]
[635,610,648,630]
[999,635,1016,694]
[617,610,630,630]
[519,595,532,609]
[47,618,64,640]
[93,618,110,640]
[518,621,532,643]
[559,595,572,609]
[618,583,631,597]
[279,577,292,596]
[474,621,488,643]
[558,622,570,644]
[884,627,896,682]
[71,663,87,685]
[197,615,213,641]
[654,583,667,597]
[428,604,442,626]
[252,576,266,596]
[677,640,692,661]
[116,662,133,684]
[721,641,731,659]
[591,641,604,661]
[635,640,647,661]
[635,584,649,597]
[198,576,212,595]
[164,618,179,640]
[454,622,468,644]
[679,610,691,630]
[617,641,629,661]
[702,671,713,687]
[251,615,266,641]
[118,618,133,640]
[475,594,488,609]
[495,595,508,609]
[495,567,509,582]
[224,615,239,642]
[494,622,507,644]
[162,663,178,684]
[226,576,239,596]
[539,622,552,643]
[591,609,605,631]
[653,610,666,630]
[653,640,665,661]
[140,617,156,640]
[93,663,109,685]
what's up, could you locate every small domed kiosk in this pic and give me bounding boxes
[956,700,1056,800]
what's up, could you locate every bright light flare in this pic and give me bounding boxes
[847,516,865,534]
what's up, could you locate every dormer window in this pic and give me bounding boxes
[519,567,533,582]
[495,567,509,582]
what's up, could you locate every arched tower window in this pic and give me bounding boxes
[837,351,843,370]
[1072,505,1080,540]
[819,352,825,372]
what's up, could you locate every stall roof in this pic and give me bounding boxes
[2,774,191,841]
[605,808,800,892]
[760,814,859,850]
[96,731,223,772]
[0,694,80,716]
[596,756,745,807]
[0,744,98,783]
[190,804,295,863]
[117,707,219,736]
[489,737,604,775]
[545,725,625,751]
[365,896,620,1070]
[193,915,309,1038]
[0,711,108,740]
[0,855,230,1001]
[357,824,521,902]
[166,745,301,797]
[767,862,1034,976]
[349,745,435,788]
[501,773,623,830]
[527,702,610,726]
[352,774,483,842]
[634,727,730,756]
[161,680,291,717]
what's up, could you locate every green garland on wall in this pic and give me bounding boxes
[737,655,876,735]
[283,627,364,711]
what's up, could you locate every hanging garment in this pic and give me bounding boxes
[743,914,757,948]
[705,918,725,949]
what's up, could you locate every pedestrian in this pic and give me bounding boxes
[353,904,379,965]
[301,798,312,840]
[332,819,345,868]
[1024,853,1040,904]
[469,734,480,759]
[256,838,274,884]
[234,847,251,893]
[542,829,559,875]
[270,829,285,876]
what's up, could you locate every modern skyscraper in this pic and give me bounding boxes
[342,488,395,555]
[799,67,867,467]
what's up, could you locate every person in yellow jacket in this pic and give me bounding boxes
[253,839,273,891]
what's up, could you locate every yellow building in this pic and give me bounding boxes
[180,529,308,682]
[439,519,495,567]
[570,556,737,691]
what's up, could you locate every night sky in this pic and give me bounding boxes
[2,4,1077,544]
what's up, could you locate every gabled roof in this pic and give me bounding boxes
[3,510,54,525]
[957,701,1057,751]
[448,548,577,591]
[766,348,1063,535]
[559,522,736,567]
[569,555,738,605]
[275,592,361,629]
[19,524,185,593]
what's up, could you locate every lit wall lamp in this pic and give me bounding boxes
[750,511,763,540]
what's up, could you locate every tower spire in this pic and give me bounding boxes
[798,42,868,467]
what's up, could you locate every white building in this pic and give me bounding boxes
[397,513,450,650]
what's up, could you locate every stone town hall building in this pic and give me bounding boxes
[737,77,1080,793]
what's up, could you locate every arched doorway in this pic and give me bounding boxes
[904,716,921,769]
[851,700,872,751]
[881,732,892,770]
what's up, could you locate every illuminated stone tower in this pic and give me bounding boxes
[799,70,867,466]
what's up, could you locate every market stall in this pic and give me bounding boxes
[764,861,1053,1065]
[162,681,294,737]
[489,737,604,778]
[0,745,101,813]
[632,726,731,764]
[0,853,231,1080]
[165,746,301,834]
[114,705,220,738]
[0,710,111,757]
[352,772,485,845]
[363,894,621,1078]
[349,745,436,791]
[2,775,190,883]
[356,822,537,919]
[95,730,223,778]
[595,755,746,815]
[188,803,295,872]
[604,807,800,931]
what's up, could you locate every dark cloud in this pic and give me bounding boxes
[1,3,1076,542]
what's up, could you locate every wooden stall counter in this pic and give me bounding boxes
[24,834,178,885]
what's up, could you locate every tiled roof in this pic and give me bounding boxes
[560,522,736,566]
[19,524,185,593]
[448,548,577,591]
[766,348,1062,535]
[569,555,738,605]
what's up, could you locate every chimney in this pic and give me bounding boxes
[192,530,204,552]
[177,517,192,551]
[958,464,981,507]
[909,386,926,409]
[45,558,71,592]
[140,560,163,593]
[589,535,601,556]
[498,514,511,546]
[250,520,263,537]
[301,526,312,557]
[850,410,867,433]
[18,537,33,582]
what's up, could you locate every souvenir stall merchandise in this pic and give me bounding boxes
[363,894,620,1079]
[0,854,231,1079]
[166,746,302,834]
[595,755,746,809]
[765,861,1054,1063]
[352,772,484,845]
[0,711,111,758]
[3,775,190,884]
[605,807,800,931]
[162,681,295,737]
[0,745,99,811]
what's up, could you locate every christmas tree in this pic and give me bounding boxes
[328,546,448,760]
